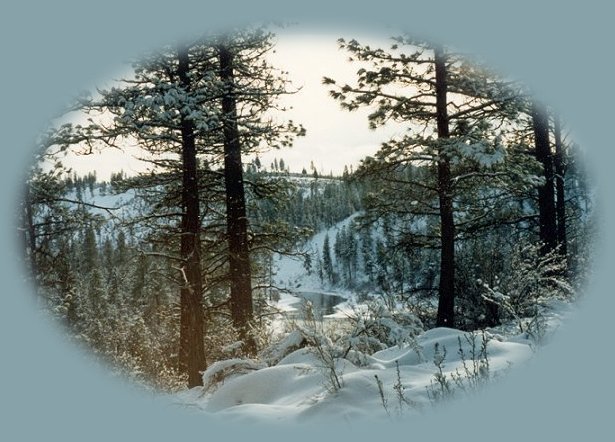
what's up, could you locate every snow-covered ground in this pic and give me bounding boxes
[173,321,562,423]
[65,190,579,423]
[63,186,141,239]
[273,213,360,293]
[66,187,137,218]
[172,213,577,423]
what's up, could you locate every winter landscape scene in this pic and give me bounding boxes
[21,25,595,423]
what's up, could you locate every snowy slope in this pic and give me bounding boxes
[175,325,544,423]
[171,214,577,423]
[271,213,361,313]
[63,185,165,241]
[66,187,138,221]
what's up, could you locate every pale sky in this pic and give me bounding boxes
[259,30,406,175]
[61,30,407,180]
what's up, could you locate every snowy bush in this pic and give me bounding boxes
[202,359,266,393]
[259,329,308,366]
[426,330,492,403]
[297,302,345,392]
[375,360,419,419]
[479,243,573,337]
[341,300,424,364]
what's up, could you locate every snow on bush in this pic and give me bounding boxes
[259,329,308,366]
[176,325,537,422]
[340,300,424,365]
[479,243,573,339]
[202,358,266,392]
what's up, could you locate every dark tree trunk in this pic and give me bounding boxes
[434,45,456,328]
[553,114,568,263]
[177,44,206,388]
[485,302,501,327]
[531,100,558,255]
[218,44,256,355]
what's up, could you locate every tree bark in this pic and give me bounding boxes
[218,44,256,355]
[553,114,568,263]
[531,100,558,255]
[434,45,456,328]
[177,44,206,388]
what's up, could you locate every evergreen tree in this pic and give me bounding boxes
[176,42,206,385]
[42,27,303,383]
[218,40,255,354]
[325,35,539,327]
[322,233,334,284]
[531,99,557,255]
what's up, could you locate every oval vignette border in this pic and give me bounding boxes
[0,1,612,442]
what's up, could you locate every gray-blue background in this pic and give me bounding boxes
[1,1,611,440]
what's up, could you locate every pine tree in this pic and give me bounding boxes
[531,99,557,255]
[322,233,334,284]
[218,41,256,355]
[43,27,303,382]
[325,35,539,327]
[176,42,207,385]
[82,226,99,274]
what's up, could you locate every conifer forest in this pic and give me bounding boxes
[21,26,595,420]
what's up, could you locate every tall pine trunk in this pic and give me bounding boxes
[553,114,568,263]
[177,44,206,388]
[218,44,256,355]
[531,100,557,255]
[434,45,456,328]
